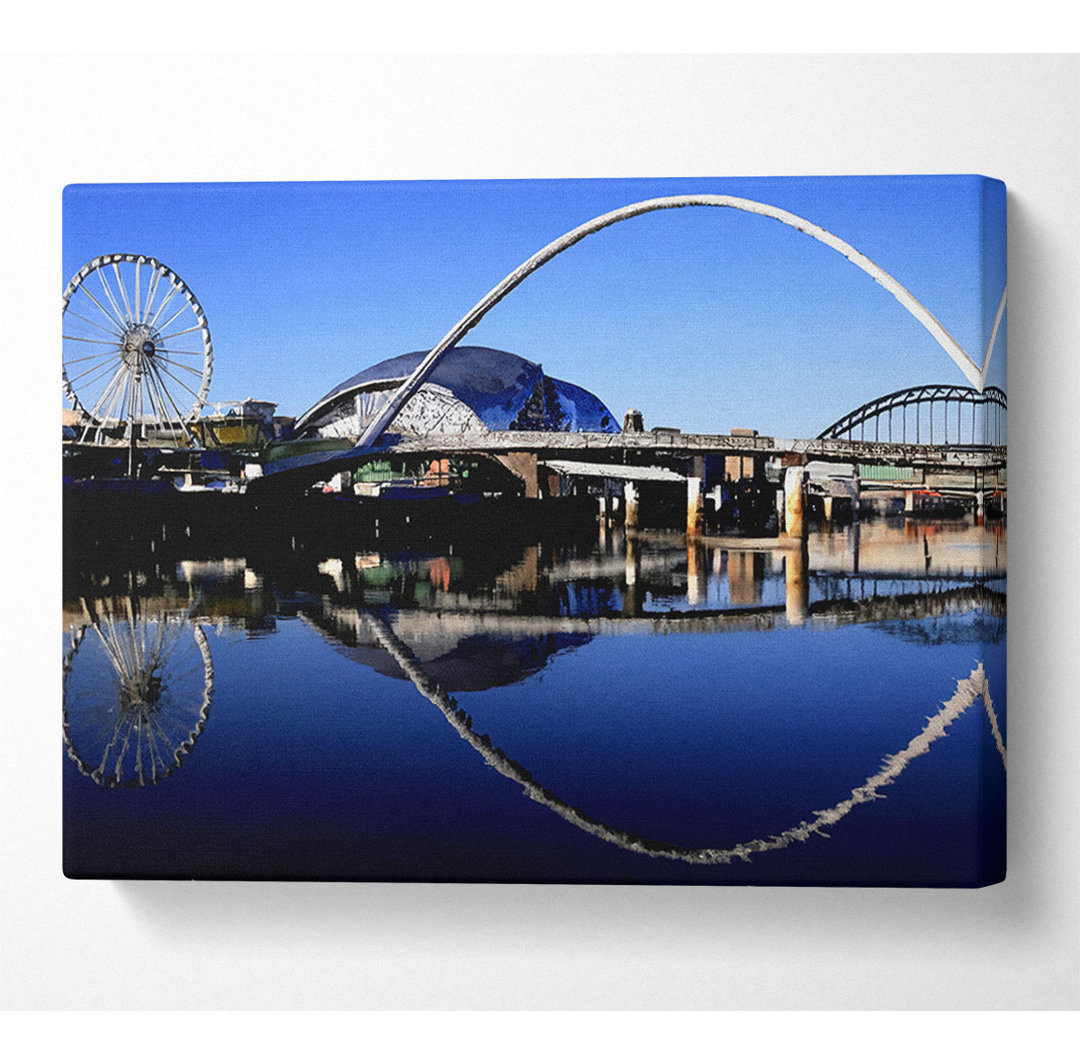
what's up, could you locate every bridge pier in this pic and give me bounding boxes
[624,480,640,534]
[687,540,708,604]
[623,536,642,616]
[785,540,810,626]
[686,475,704,538]
[494,451,541,498]
[782,463,808,540]
[597,491,611,547]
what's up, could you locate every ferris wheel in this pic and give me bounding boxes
[63,598,215,788]
[62,254,213,446]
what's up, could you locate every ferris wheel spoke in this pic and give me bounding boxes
[113,721,135,783]
[117,370,133,425]
[69,357,123,394]
[146,362,198,440]
[141,371,167,426]
[84,367,128,426]
[95,719,126,780]
[148,716,179,763]
[156,353,207,374]
[139,373,152,425]
[105,616,135,677]
[69,366,122,405]
[145,359,186,418]
[141,725,161,780]
[156,324,205,343]
[126,371,141,426]
[112,262,135,326]
[126,607,143,673]
[99,368,131,428]
[132,724,145,785]
[133,260,142,322]
[147,281,181,328]
[63,348,122,367]
[64,359,120,399]
[144,369,178,428]
[143,267,163,324]
[78,281,128,333]
[155,362,207,404]
[62,333,123,347]
[155,302,191,335]
[92,621,127,682]
[65,308,122,338]
[96,267,129,329]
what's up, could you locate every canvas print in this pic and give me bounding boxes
[62,176,1006,885]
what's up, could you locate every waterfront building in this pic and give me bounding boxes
[294,345,618,440]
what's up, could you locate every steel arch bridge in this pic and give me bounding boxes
[355,194,1005,452]
[818,384,1007,447]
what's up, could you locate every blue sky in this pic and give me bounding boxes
[63,175,1006,438]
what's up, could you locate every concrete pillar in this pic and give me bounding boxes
[495,452,540,499]
[624,480,640,534]
[622,536,642,617]
[782,466,807,539]
[904,489,916,515]
[785,542,810,627]
[598,492,611,549]
[687,541,707,604]
[976,489,985,525]
[686,476,705,539]
[823,496,834,523]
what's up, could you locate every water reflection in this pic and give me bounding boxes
[363,607,1004,865]
[63,597,214,787]
[62,514,1006,881]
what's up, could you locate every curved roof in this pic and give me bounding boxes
[297,346,617,434]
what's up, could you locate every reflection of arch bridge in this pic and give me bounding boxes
[357,609,1005,868]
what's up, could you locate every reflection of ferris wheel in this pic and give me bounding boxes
[63,598,214,788]
[62,254,213,446]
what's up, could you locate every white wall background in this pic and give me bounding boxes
[3,53,1077,1011]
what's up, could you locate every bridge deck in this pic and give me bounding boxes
[256,428,1005,485]
[374,429,1004,468]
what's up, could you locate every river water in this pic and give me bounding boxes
[62,508,1005,885]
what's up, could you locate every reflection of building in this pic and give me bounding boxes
[724,428,764,481]
[295,346,618,440]
[308,604,593,692]
[726,550,765,605]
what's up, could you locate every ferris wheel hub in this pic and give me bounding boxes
[121,324,157,370]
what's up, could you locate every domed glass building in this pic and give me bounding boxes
[295,345,617,440]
